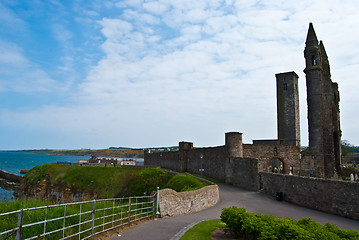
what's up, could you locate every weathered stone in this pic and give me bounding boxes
[260,172,359,220]
[158,185,219,217]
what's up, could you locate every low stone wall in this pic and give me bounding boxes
[0,169,23,183]
[158,185,219,217]
[260,172,359,220]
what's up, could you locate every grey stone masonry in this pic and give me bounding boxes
[276,71,300,147]
[303,23,342,178]
[260,172,359,220]
[158,185,219,217]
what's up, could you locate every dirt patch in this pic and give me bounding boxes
[211,228,237,240]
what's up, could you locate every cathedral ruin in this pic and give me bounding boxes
[145,23,342,180]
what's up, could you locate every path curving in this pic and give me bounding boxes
[109,183,359,240]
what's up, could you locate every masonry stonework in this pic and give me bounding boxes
[260,173,359,220]
[276,71,300,147]
[158,185,219,217]
[302,23,342,178]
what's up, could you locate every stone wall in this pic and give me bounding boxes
[232,158,259,191]
[243,144,301,174]
[187,146,228,181]
[158,184,219,217]
[145,151,183,171]
[260,172,359,220]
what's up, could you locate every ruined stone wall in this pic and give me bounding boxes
[260,172,359,220]
[144,151,183,171]
[158,185,219,217]
[187,146,228,181]
[232,158,259,191]
[243,144,301,174]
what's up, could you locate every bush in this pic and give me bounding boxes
[220,207,359,240]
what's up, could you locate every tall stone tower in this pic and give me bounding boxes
[276,71,300,146]
[303,23,342,178]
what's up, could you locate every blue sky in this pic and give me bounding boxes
[1,0,359,150]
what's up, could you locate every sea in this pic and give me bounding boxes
[0,152,91,201]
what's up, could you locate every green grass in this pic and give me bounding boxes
[0,197,153,239]
[23,164,172,199]
[180,219,225,240]
[190,173,224,183]
[167,174,209,192]
[1,165,212,239]
[20,164,211,201]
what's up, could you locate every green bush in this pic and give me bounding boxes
[166,174,209,192]
[220,207,359,240]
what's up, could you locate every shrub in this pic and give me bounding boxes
[220,207,359,240]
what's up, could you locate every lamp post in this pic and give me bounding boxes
[199,153,204,175]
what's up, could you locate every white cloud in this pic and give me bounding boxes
[0,3,25,30]
[2,0,359,149]
[0,40,61,92]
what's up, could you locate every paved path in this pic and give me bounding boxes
[110,183,359,240]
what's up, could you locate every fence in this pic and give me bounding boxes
[0,190,159,240]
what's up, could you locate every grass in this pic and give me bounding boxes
[167,174,209,192]
[190,173,224,183]
[22,164,210,199]
[0,165,211,238]
[23,164,172,199]
[180,219,225,240]
[0,197,153,239]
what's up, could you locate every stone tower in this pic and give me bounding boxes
[276,71,300,146]
[303,23,342,178]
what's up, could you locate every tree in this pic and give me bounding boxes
[341,140,354,156]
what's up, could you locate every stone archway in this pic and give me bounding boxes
[268,158,284,173]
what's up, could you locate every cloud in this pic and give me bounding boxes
[2,0,359,149]
[0,3,26,30]
[0,40,61,93]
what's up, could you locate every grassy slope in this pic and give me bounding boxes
[22,164,210,200]
[23,164,172,198]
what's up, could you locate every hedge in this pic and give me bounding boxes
[220,207,359,240]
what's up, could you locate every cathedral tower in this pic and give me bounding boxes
[303,23,342,178]
[276,71,300,146]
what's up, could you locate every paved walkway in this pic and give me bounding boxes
[110,183,359,240]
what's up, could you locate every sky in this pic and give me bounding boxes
[0,0,359,150]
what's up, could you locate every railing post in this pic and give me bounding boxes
[16,209,23,240]
[79,204,82,240]
[63,205,67,239]
[43,206,48,239]
[128,197,131,223]
[156,187,160,218]
[91,200,96,239]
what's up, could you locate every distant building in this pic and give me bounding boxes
[120,159,136,166]
[76,159,89,164]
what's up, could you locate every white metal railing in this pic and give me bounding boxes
[0,189,159,240]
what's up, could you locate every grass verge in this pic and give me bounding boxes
[180,219,225,240]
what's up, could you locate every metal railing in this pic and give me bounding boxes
[0,189,159,240]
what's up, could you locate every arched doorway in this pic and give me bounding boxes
[268,158,284,173]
